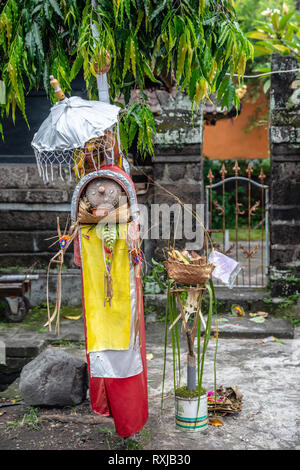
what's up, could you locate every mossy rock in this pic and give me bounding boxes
[175,384,206,399]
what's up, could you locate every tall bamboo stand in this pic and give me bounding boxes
[169,286,206,392]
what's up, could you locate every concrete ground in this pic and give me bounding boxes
[144,322,300,450]
[0,314,299,450]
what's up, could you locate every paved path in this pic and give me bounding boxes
[0,316,299,450]
[144,323,300,450]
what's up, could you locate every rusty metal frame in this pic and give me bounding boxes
[205,162,269,288]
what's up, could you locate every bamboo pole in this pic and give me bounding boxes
[91,0,110,104]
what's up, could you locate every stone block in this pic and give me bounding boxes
[0,189,71,204]
[270,162,300,205]
[0,231,59,253]
[0,357,34,390]
[0,252,75,268]
[270,245,300,266]
[270,224,300,245]
[167,163,186,181]
[270,275,300,297]
[0,210,70,230]
[153,94,203,154]
[270,55,298,110]
[4,336,47,358]
[271,143,300,159]
[154,183,202,205]
[0,165,76,190]
[271,205,300,221]
[270,126,300,144]
[271,110,300,128]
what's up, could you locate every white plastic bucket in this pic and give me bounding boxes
[175,394,208,431]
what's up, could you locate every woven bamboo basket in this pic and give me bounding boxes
[163,258,215,286]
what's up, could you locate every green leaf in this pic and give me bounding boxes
[128,120,138,146]
[284,24,294,42]
[215,60,230,90]
[176,33,187,83]
[246,31,270,40]
[279,11,295,31]
[199,0,206,16]
[135,9,144,35]
[32,22,44,58]
[149,0,167,22]
[249,316,266,323]
[143,61,161,84]
[263,79,270,94]
[70,54,83,81]
[123,35,131,80]
[48,0,63,19]
[43,1,51,21]
[272,44,290,53]
[130,37,136,78]
[32,4,42,16]
[188,67,201,101]
[161,9,174,32]
[25,30,36,59]
[124,0,131,21]
[43,59,50,94]
[218,23,230,48]
[119,120,128,155]
[231,304,245,317]
[221,78,235,111]
[202,46,212,79]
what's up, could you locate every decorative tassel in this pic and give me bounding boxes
[104,271,113,307]
[102,224,119,307]
[133,262,142,348]
[102,224,119,252]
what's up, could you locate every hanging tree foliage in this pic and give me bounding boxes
[0,0,253,155]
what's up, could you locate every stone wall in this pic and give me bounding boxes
[150,92,203,260]
[152,155,203,260]
[0,165,75,268]
[269,54,300,296]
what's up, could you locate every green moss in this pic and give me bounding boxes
[175,384,206,399]
[0,303,83,330]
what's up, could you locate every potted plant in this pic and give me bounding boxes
[161,248,217,432]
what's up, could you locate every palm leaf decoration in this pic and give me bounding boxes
[102,224,119,252]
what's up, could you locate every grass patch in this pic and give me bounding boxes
[0,302,83,331]
[213,228,265,243]
[97,424,152,450]
[7,406,40,431]
[263,294,300,326]
[175,384,206,399]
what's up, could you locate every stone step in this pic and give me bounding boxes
[0,252,75,268]
[0,312,294,393]
[0,189,72,204]
[0,210,70,231]
[0,165,75,190]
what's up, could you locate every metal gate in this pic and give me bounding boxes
[205,161,269,288]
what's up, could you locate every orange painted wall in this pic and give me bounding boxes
[203,89,269,160]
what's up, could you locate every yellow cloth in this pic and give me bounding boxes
[80,224,131,353]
